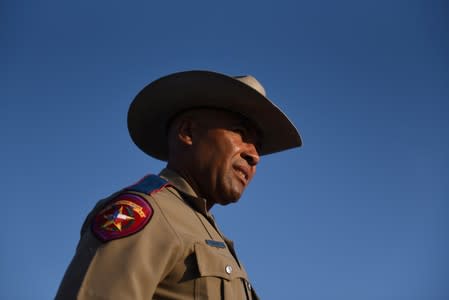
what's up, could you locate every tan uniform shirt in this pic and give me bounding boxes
[56,168,259,299]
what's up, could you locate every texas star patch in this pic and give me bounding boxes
[92,193,153,242]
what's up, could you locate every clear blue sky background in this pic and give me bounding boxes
[1,0,448,299]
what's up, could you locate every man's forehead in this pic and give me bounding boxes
[169,108,263,146]
[200,109,262,142]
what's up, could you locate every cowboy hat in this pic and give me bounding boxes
[127,70,302,161]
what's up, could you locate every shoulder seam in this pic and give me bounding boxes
[125,174,169,195]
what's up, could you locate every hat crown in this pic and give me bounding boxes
[234,75,266,96]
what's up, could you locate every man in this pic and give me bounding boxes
[56,70,302,299]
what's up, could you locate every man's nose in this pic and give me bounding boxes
[242,143,260,166]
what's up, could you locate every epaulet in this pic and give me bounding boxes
[125,174,170,195]
[90,174,170,242]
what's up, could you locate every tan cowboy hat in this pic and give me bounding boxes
[128,70,302,161]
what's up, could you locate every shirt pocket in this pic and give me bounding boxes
[194,242,249,300]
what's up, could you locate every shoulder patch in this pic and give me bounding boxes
[126,174,169,195]
[92,193,153,242]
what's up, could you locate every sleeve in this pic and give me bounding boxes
[55,192,183,300]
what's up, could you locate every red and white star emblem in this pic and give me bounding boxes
[92,193,153,241]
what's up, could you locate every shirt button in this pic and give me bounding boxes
[225,265,233,274]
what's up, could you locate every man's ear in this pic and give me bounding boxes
[177,119,194,146]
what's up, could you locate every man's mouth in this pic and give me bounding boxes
[234,166,249,184]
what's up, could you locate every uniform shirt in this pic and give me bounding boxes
[56,168,259,299]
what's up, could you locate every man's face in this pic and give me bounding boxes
[188,109,261,207]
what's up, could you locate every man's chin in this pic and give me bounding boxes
[216,192,243,206]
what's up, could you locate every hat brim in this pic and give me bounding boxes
[128,70,302,161]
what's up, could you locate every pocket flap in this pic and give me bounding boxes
[194,242,248,281]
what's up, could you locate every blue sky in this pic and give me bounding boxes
[1,0,448,299]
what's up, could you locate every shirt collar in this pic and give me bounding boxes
[159,168,209,215]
